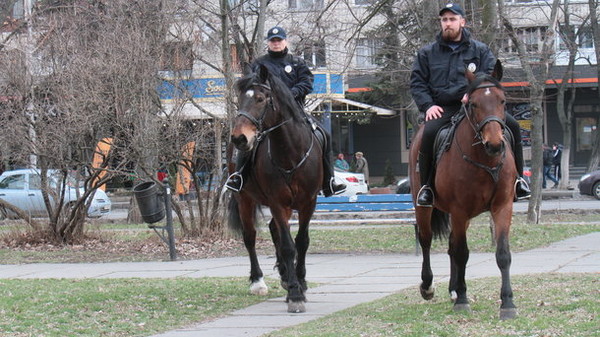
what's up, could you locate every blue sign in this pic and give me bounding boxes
[159,72,344,101]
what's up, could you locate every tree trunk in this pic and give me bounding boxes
[587,0,600,171]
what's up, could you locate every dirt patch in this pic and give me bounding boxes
[0,225,275,264]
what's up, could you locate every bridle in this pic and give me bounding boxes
[457,80,507,182]
[235,80,315,181]
[464,82,507,145]
[236,82,291,142]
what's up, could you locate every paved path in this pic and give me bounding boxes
[1,232,598,337]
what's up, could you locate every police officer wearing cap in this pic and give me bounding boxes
[225,26,346,197]
[410,3,530,207]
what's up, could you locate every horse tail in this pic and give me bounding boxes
[431,208,450,240]
[227,196,260,235]
[227,196,244,235]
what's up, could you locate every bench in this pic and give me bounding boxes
[314,193,419,255]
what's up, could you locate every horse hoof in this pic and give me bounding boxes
[453,303,472,312]
[420,282,435,300]
[499,308,518,320]
[250,278,268,296]
[287,301,306,313]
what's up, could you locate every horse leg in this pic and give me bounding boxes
[272,206,306,313]
[448,216,470,312]
[295,204,315,292]
[492,208,517,319]
[416,207,435,300]
[239,198,268,296]
[267,218,287,290]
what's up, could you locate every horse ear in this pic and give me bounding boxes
[242,62,252,75]
[491,59,503,81]
[258,64,269,84]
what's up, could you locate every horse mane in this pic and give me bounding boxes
[235,67,306,123]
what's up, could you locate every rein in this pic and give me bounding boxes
[456,81,507,182]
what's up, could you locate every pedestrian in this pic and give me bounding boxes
[225,26,346,196]
[552,142,563,183]
[334,153,350,171]
[410,3,530,206]
[543,144,558,189]
[354,152,369,185]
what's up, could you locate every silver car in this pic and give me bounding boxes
[0,169,111,219]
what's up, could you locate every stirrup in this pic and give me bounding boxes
[514,177,531,201]
[417,185,434,207]
[225,172,243,193]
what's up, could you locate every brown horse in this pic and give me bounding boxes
[409,60,518,319]
[228,64,323,313]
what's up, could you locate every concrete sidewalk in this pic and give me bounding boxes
[2,232,599,337]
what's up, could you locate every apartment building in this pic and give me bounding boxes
[3,0,598,176]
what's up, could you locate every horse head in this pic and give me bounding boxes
[231,64,275,152]
[465,60,507,157]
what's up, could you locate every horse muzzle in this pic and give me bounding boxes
[231,133,254,152]
[483,140,505,157]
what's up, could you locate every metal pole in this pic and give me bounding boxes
[164,183,177,261]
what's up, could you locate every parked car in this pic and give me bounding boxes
[396,177,411,194]
[0,169,112,219]
[578,170,600,200]
[333,169,368,196]
[522,166,532,186]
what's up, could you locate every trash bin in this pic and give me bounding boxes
[133,181,165,224]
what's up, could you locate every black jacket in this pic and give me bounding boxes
[543,149,553,166]
[410,29,496,113]
[253,48,314,106]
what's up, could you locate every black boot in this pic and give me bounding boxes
[417,152,434,207]
[319,127,346,197]
[225,151,249,193]
[511,133,531,200]
[515,177,531,201]
[322,157,346,197]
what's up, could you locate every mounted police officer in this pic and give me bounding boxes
[226,26,346,197]
[410,3,530,207]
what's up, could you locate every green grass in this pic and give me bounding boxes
[1,213,598,264]
[266,273,600,337]
[0,277,286,337]
[291,222,599,254]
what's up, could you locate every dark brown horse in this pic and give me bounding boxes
[409,61,518,319]
[228,64,323,313]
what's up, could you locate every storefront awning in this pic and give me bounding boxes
[332,98,394,116]
[307,98,394,116]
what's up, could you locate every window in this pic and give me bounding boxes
[299,41,326,69]
[0,174,26,190]
[356,39,382,68]
[501,26,547,54]
[161,41,193,73]
[578,26,593,49]
[558,25,594,51]
[288,0,323,10]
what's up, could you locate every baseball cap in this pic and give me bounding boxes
[266,26,287,40]
[439,3,465,16]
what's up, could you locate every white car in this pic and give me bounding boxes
[333,169,369,196]
[0,168,112,219]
